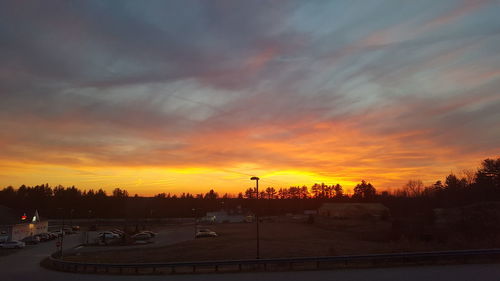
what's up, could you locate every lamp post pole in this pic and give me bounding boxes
[87,210,92,245]
[251,176,260,259]
[192,208,196,238]
[56,208,65,258]
[70,209,74,228]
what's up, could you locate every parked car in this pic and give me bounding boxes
[195,229,218,238]
[140,231,157,238]
[111,229,125,237]
[34,233,50,242]
[33,234,43,241]
[97,232,120,239]
[95,232,121,245]
[71,225,80,231]
[21,236,40,245]
[63,227,75,234]
[44,232,56,240]
[0,241,26,249]
[131,233,151,241]
[51,230,64,237]
[47,232,56,240]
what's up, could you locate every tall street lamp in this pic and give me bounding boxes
[192,208,197,238]
[56,208,65,258]
[70,209,74,229]
[87,210,92,245]
[250,176,260,259]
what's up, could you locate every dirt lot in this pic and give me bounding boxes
[64,217,455,263]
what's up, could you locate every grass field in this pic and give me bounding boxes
[64,218,456,263]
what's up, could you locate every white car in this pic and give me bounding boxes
[195,229,218,238]
[0,241,26,249]
[131,233,151,241]
[111,229,125,237]
[97,232,120,239]
[139,231,157,238]
[51,230,64,237]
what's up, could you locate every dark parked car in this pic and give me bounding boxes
[21,236,40,245]
[34,233,51,241]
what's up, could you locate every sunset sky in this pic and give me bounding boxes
[1,1,499,196]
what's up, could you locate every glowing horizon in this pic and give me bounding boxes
[0,1,499,196]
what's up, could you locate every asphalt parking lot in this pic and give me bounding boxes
[2,227,500,281]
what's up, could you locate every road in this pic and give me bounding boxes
[0,233,81,280]
[1,232,500,281]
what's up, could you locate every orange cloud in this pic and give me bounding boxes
[245,47,279,73]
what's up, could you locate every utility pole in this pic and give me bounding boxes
[192,208,197,238]
[57,208,65,258]
[87,210,92,245]
[251,176,260,259]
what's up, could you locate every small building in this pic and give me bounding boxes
[318,203,390,220]
[201,205,251,223]
[205,210,247,223]
[0,205,48,241]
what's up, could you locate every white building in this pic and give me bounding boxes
[0,205,48,241]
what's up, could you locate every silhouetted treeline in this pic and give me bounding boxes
[383,158,500,213]
[0,157,498,219]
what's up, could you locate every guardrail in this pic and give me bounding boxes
[46,248,500,275]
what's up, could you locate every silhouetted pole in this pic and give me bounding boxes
[57,208,65,258]
[251,176,260,259]
[87,210,92,245]
[192,208,196,238]
[70,209,74,227]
